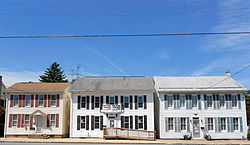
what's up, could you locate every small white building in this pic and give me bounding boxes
[154,73,247,139]
[5,82,70,138]
[68,77,155,138]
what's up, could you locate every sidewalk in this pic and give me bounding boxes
[0,138,250,144]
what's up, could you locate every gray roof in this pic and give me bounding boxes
[69,76,155,92]
[154,76,246,93]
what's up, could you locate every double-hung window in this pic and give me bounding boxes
[24,114,29,125]
[168,96,173,107]
[138,116,144,129]
[220,118,226,130]
[220,95,225,107]
[81,96,86,108]
[181,118,186,130]
[95,97,100,108]
[180,96,185,107]
[124,96,129,108]
[51,95,56,107]
[208,118,214,130]
[25,95,31,107]
[192,96,198,107]
[207,96,213,108]
[168,118,174,130]
[138,96,143,108]
[12,114,18,127]
[233,118,239,130]
[13,95,19,107]
[232,95,238,108]
[109,96,115,105]
[94,116,100,129]
[124,116,130,128]
[80,116,86,129]
[50,114,56,128]
[38,95,44,107]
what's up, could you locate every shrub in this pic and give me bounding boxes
[247,132,250,140]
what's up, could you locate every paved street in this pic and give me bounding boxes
[0,143,160,145]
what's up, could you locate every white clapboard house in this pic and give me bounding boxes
[154,72,248,139]
[68,77,155,138]
[5,82,70,138]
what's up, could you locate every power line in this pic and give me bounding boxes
[1,31,250,39]
[206,64,250,89]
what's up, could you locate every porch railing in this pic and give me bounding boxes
[103,127,156,141]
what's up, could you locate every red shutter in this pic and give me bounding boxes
[22,95,26,107]
[44,95,47,107]
[17,114,21,128]
[35,95,38,107]
[56,114,59,128]
[30,115,33,128]
[47,114,50,127]
[9,114,12,128]
[10,95,14,107]
[21,114,24,127]
[48,95,51,107]
[19,95,22,107]
[31,95,34,107]
[56,94,60,107]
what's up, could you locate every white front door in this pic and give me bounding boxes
[193,118,200,138]
[108,117,117,128]
[36,116,44,132]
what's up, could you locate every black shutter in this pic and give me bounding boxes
[144,115,147,130]
[86,115,89,130]
[121,116,124,128]
[121,96,124,104]
[130,116,133,129]
[135,115,138,129]
[91,96,94,109]
[77,96,81,109]
[135,96,138,109]
[115,96,118,104]
[106,96,109,104]
[130,96,133,109]
[100,116,103,130]
[86,96,90,109]
[77,116,80,130]
[100,96,103,108]
[91,115,94,130]
[144,95,147,109]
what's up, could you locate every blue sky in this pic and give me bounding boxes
[0,0,250,89]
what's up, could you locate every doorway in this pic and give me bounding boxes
[35,116,44,132]
[192,117,200,138]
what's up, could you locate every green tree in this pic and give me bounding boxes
[39,62,68,82]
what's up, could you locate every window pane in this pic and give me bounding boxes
[138,96,143,108]
[25,95,31,106]
[51,95,56,106]
[38,95,44,106]
[14,95,18,106]
[110,97,115,104]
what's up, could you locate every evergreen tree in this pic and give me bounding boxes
[39,62,68,82]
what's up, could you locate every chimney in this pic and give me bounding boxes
[226,71,231,77]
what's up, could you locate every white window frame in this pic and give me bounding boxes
[180,96,185,108]
[208,118,214,130]
[168,118,174,130]
[24,114,29,125]
[168,96,173,108]
[12,114,18,127]
[51,95,56,107]
[124,96,129,108]
[138,116,144,129]
[94,96,100,108]
[80,116,86,129]
[109,96,115,105]
[192,96,198,107]
[124,116,130,128]
[207,96,213,108]
[81,96,86,108]
[138,96,143,108]
[220,95,225,107]
[94,116,100,129]
[232,95,238,108]
[38,95,44,107]
[13,95,19,107]
[50,114,56,128]
[220,118,226,130]
[25,95,31,107]
[233,118,239,130]
[180,118,186,130]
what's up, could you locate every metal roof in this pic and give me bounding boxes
[68,76,155,92]
[154,76,246,93]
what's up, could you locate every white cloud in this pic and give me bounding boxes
[0,69,41,87]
